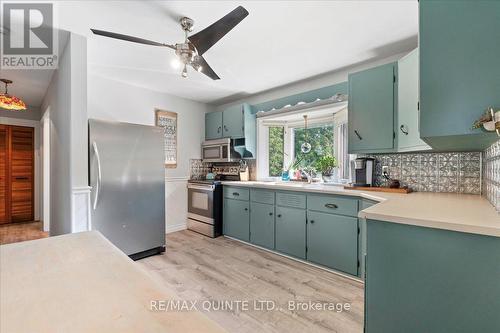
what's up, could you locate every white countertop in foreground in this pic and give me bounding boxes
[222,181,500,237]
[0,231,225,333]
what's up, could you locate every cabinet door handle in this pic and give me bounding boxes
[269,212,273,216]
[224,125,228,132]
[277,214,282,218]
[354,130,362,140]
[400,125,409,135]
[244,208,248,211]
[310,220,315,224]
[232,192,240,196]
[325,203,338,209]
[15,176,29,180]
[217,126,221,133]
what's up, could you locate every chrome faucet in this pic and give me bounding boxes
[302,170,313,184]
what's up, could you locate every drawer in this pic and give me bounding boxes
[250,188,275,205]
[307,194,358,217]
[276,191,306,209]
[224,186,249,201]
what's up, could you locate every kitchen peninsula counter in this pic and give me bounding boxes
[0,231,225,333]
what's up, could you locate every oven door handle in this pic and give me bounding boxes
[187,184,216,191]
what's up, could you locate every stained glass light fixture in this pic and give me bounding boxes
[0,79,27,111]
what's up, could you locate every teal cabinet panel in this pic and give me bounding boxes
[241,103,256,158]
[397,49,431,152]
[419,0,500,151]
[223,186,249,201]
[205,111,223,140]
[250,202,275,249]
[275,206,306,259]
[307,211,358,275]
[307,194,358,217]
[348,62,397,153]
[365,220,500,332]
[276,191,306,209]
[250,188,275,205]
[358,199,377,279]
[223,105,244,138]
[223,198,250,241]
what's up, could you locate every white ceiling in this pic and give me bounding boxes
[2,1,418,107]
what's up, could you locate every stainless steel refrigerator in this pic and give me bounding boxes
[89,119,165,260]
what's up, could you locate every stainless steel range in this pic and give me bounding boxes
[187,163,242,237]
[187,180,222,238]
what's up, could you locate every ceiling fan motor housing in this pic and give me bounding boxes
[180,17,194,32]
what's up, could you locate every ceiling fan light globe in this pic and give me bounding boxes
[171,58,181,69]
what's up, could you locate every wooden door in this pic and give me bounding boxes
[0,125,9,224]
[0,125,34,224]
[10,126,34,222]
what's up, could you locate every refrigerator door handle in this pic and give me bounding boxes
[92,141,102,210]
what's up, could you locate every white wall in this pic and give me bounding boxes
[87,73,214,231]
[215,52,410,111]
[41,32,88,236]
[0,106,41,121]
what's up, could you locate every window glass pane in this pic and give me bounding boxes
[268,127,284,177]
[293,124,334,168]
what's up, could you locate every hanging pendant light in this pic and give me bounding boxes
[301,115,312,154]
[0,79,27,111]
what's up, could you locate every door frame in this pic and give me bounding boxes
[0,117,41,223]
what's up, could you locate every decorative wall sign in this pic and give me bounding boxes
[155,109,177,168]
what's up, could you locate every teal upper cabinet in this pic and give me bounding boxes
[222,104,244,138]
[419,0,500,151]
[205,104,256,157]
[205,111,223,140]
[397,49,431,152]
[348,62,397,154]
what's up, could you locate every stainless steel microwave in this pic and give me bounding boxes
[201,138,241,163]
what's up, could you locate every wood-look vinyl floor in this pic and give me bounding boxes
[138,230,364,333]
[0,221,48,245]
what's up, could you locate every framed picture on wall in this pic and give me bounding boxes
[155,109,177,168]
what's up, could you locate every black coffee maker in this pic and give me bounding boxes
[351,157,375,187]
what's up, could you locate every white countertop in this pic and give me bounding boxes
[0,231,226,333]
[222,181,500,237]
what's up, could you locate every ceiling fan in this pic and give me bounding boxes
[91,6,249,80]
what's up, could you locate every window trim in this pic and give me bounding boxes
[257,107,349,181]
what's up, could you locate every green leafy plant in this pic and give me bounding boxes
[314,155,337,175]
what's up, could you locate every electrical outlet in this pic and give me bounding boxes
[382,166,389,175]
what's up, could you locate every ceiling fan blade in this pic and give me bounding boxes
[196,56,220,80]
[90,29,175,49]
[188,6,249,55]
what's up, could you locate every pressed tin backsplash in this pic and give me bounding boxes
[483,139,500,211]
[361,152,482,194]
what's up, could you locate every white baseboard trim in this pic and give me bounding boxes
[167,222,187,234]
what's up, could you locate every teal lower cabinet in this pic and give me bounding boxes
[306,211,358,276]
[249,202,275,249]
[223,198,249,242]
[275,206,306,259]
[365,219,500,333]
[358,199,377,279]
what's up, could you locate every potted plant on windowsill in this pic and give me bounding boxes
[314,155,338,183]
